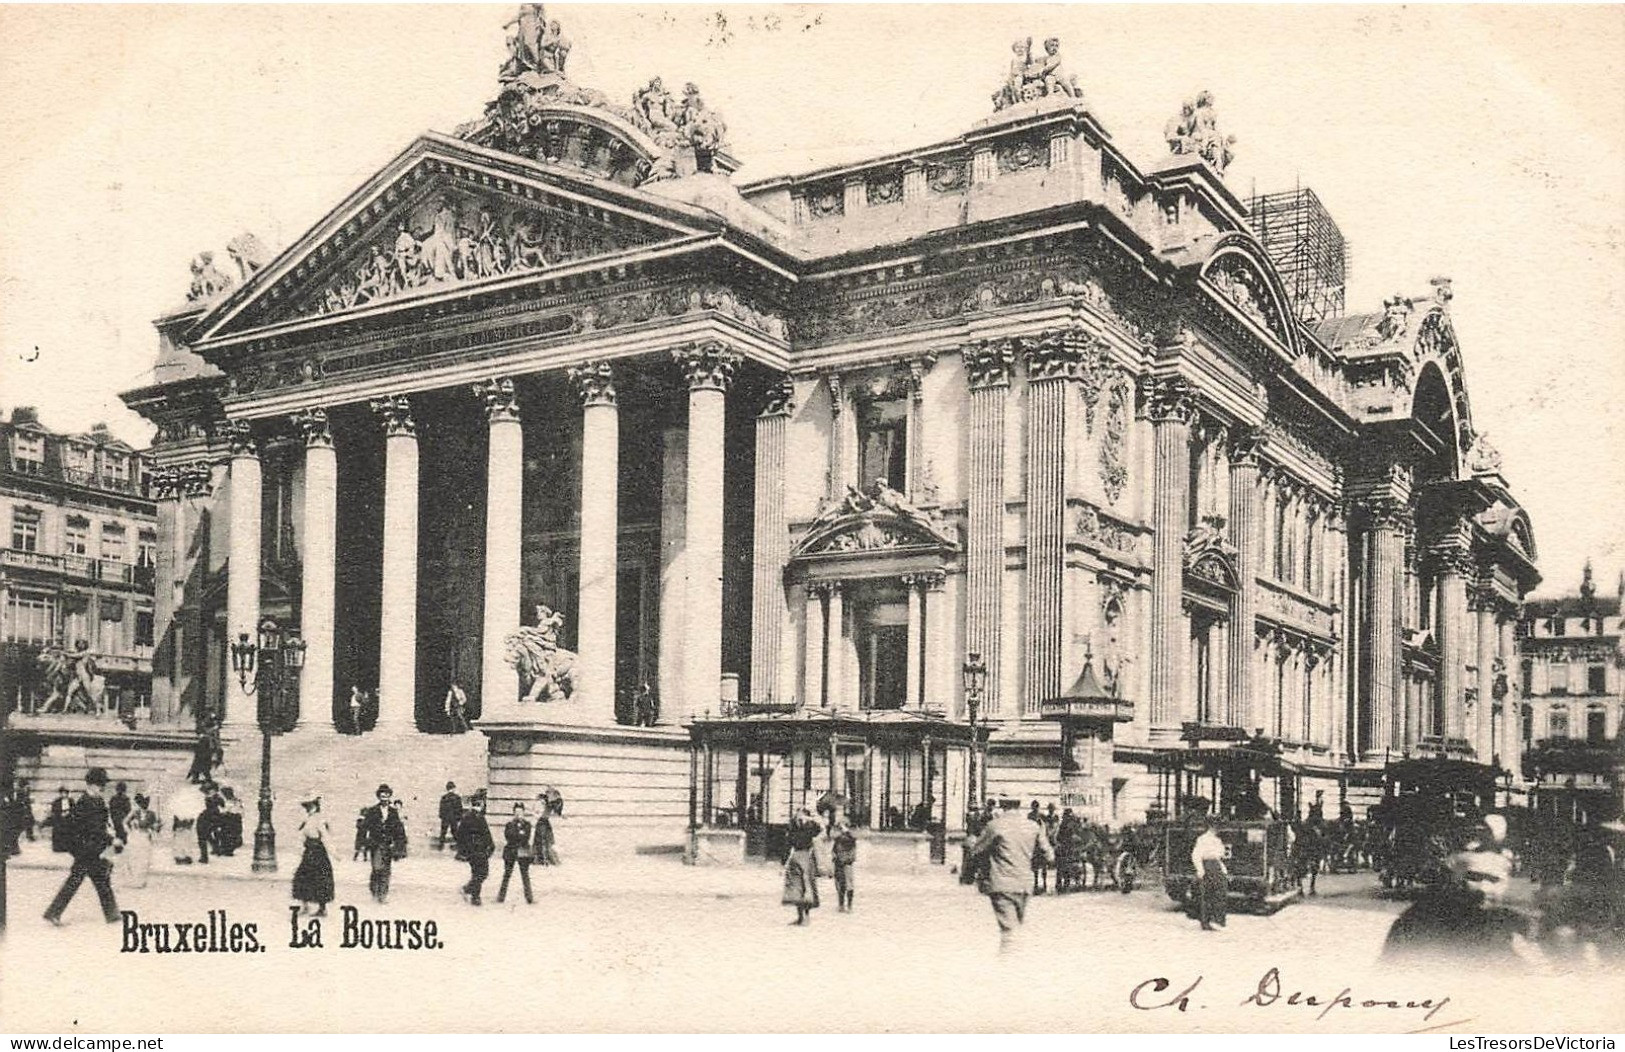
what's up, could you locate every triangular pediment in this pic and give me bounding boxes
[194,135,720,344]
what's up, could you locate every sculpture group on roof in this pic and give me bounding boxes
[1165,90,1236,175]
[473,4,729,179]
[992,36,1081,111]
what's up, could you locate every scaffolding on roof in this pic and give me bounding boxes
[1248,187,1348,326]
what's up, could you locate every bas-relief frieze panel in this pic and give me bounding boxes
[219,279,787,396]
[792,238,1160,348]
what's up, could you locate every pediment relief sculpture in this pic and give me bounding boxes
[297,189,652,319]
[1184,515,1239,588]
[1205,255,1287,345]
[793,480,960,559]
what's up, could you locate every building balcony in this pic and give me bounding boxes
[0,548,63,573]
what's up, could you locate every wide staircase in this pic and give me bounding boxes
[215,724,488,854]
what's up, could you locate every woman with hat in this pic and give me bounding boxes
[781,808,822,925]
[291,790,335,916]
[119,792,160,889]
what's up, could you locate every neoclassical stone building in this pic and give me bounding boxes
[122,13,1540,856]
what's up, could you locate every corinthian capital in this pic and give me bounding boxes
[473,378,520,424]
[673,340,741,392]
[220,420,258,458]
[291,407,333,449]
[568,361,618,408]
[1145,377,1197,426]
[1227,425,1264,468]
[962,338,1016,390]
[1021,329,1083,382]
[369,395,416,438]
[149,466,184,501]
[760,376,795,418]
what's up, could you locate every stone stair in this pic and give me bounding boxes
[215,724,488,853]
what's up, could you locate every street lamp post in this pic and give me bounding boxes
[230,616,305,874]
[961,651,988,822]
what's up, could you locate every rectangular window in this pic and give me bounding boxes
[1522,659,1534,695]
[137,530,157,569]
[100,524,126,562]
[3,591,54,643]
[1551,618,1566,637]
[1588,663,1607,695]
[10,506,41,551]
[856,398,908,493]
[1274,498,1290,581]
[101,453,127,482]
[1587,708,1607,744]
[64,516,90,556]
[1547,708,1570,740]
[1549,659,1569,696]
[12,432,44,473]
[134,609,155,648]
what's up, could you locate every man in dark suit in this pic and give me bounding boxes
[437,781,462,851]
[498,802,535,905]
[453,793,495,905]
[108,782,132,844]
[360,784,406,903]
[43,767,120,926]
[47,787,73,853]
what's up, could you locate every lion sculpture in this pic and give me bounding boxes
[503,605,577,704]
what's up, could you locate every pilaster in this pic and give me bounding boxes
[962,339,1015,716]
[1147,377,1196,733]
[1021,331,1080,715]
[1226,427,1262,730]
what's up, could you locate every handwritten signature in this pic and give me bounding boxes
[1130,967,1452,1024]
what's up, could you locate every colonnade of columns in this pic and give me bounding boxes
[219,343,744,733]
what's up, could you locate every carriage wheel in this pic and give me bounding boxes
[1114,852,1137,894]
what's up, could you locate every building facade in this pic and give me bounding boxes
[120,13,1541,855]
[0,407,171,790]
[1516,564,1625,822]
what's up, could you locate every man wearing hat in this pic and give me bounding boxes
[43,767,120,926]
[360,784,406,903]
[437,781,462,851]
[966,798,1053,952]
[453,792,495,905]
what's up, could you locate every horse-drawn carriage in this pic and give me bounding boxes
[1371,757,1503,891]
[1152,738,1304,913]
[1054,821,1142,894]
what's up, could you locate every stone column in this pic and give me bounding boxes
[1498,616,1518,772]
[673,341,739,722]
[658,426,687,718]
[223,424,261,733]
[293,409,337,729]
[904,575,924,708]
[148,467,183,721]
[750,379,794,703]
[1474,587,1497,764]
[371,395,419,732]
[1022,332,1079,715]
[905,356,935,500]
[474,379,523,715]
[826,582,846,709]
[963,340,1015,716]
[1226,427,1263,730]
[925,571,949,713]
[1365,503,1406,756]
[804,583,826,707]
[1147,377,1196,734]
[1436,536,1471,742]
[570,361,620,719]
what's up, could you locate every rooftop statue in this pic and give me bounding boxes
[1466,432,1503,476]
[502,3,571,82]
[186,251,234,302]
[1165,90,1236,175]
[226,232,270,282]
[993,36,1081,111]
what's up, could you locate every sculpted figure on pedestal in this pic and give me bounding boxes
[1165,91,1236,174]
[186,252,233,302]
[992,36,1081,111]
[504,605,578,704]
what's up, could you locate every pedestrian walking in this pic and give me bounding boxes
[353,807,370,862]
[109,782,132,844]
[360,784,406,903]
[497,802,536,904]
[42,767,120,926]
[966,798,1054,952]
[118,793,159,889]
[781,808,822,925]
[454,793,495,905]
[1191,819,1229,931]
[437,781,462,850]
[831,816,858,912]
[291,792,335,916]
[47,786,73,853]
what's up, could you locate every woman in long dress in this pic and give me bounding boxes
[120,793,158,889]
[291,793,335,916]
[781,809,822,925]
